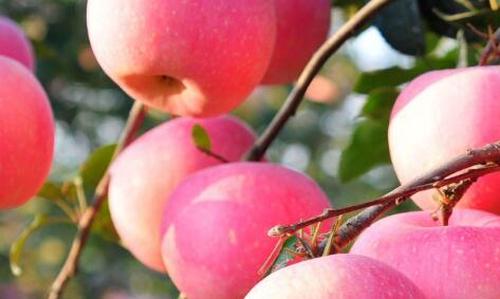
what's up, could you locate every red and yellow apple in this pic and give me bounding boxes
[0,16,35,71]
[0,56,54,209]
[160,162,332,299]
[351,209,500,299]
[246,254,425,299]
[389,66,500,214]
[87,0,276,117]
[261,0,331,84]
[109,116,256,272]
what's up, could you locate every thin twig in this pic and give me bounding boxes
[333,143,500,249]
[268,142,500,238]
[47,102,146,299]
[244,0,393,161]
[479,27,500,65]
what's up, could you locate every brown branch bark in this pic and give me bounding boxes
[479,27,500,66]
[48,102,146,299]
[268,142,500,243]
[244,0,393,161]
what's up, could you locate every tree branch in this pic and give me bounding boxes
[244,0,393,161]
[48,102,146,299]
[268,142,500,244]
[479,27,500,66]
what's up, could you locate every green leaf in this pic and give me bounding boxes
[192,124,212,152]
[374,0,426,56]
[93,199,120,242]
[10,215,56,276]
[37,182,65,202]
[354,53,457,94]
[354,67,419,94]
[361,88,399,120]
[79,144,116,194]
[266,236,298,275]
[339,119,391,182]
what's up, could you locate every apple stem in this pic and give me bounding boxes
[47,102,147,299]
[243,0,393,162]
[268,142,500,250]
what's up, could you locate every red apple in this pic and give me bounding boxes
[87,0,276,117]
[161,162,332,299]
[246,254,425,299]
[351,209,500,299]
[389,66,500,214]
[0,16,35,71]
[0,56,54,209]
[109,116,256,272]
[261,0,331,84]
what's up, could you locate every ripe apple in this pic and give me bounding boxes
[87,0,276,117]
[0,16,35,71]
[0,56,54,209]
[389,66,500,214]
[160,162,332,299]
[246,254,425,299]
[261,0,331,84]
[351,209,500,299]
[109,116,256,272]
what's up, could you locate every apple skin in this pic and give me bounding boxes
[246,254,425,299]
[261,0,331,84]
[389,66,500,214]
[108,116,256,272]
[87,0,276,117]
[160,162,332,299]
[0,16,35,71]
[0,56,54,209]
[351,209,500,299]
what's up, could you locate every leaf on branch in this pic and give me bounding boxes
[339,88,399,182]
[10,214,53,276]
[37,182,65,202]
[373,0,426,56]
[93,199,120,242]
[79,144,117,196]
[192,124,212,152]
[260,236,298,277]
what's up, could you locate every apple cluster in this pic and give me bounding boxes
[2,1,500,298]
[84,0,500,298]
[0,16,55,210]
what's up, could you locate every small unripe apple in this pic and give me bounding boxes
[87,0,276,117]
[389,66,500,214]
[351,209,500,299]
[0,56,54,209]
[0,16,35,71]
[109,116,256,272]
[161,162,332,299]
[261,0,331,84]
[246,254,425,299]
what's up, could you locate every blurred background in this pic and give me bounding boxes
[0,0,493,298]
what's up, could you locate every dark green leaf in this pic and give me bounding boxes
[266,236,298,275]
[354,53,457,94]
[192,124,212,152]
[93,199,120,243]
[374,0,426,56]
[339,119,391,182]
[79,144,116,194]
[361,88,399,120]
[36,182,65,202]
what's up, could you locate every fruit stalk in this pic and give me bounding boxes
[47,102,146,299]
[244,0,393,161]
